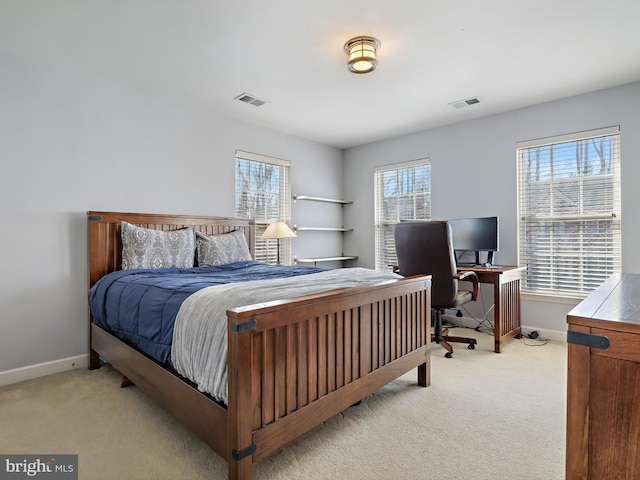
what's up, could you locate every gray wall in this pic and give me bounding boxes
[0,52,342,373]
[2,45,638,373]
[343,81,640,334]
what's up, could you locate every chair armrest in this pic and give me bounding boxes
[455,271,479,300]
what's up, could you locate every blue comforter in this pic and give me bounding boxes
[88,261,325,365]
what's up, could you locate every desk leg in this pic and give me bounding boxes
[493,280,503,353]
[494,278,522,353]
[461,268,523,353]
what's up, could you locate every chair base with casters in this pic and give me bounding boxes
[393,221,481,359]
[431,307,477,358]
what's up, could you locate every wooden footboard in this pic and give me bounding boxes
[87,211,432,480]
[227,275,431,480]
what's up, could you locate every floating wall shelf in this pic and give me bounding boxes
[293,194,355,266]
[295,256,358,265]
[293,195,353,205]
[294,226,353,232]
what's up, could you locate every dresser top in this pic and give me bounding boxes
[568,273,640,333]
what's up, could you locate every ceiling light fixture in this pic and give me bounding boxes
[344,36,380,74]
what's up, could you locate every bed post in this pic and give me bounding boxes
[227,314,256,480]
[418,282,432,387]
[87,212,112,370]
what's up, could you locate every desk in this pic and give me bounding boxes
[457,265,525,353]
[566,273,640,478]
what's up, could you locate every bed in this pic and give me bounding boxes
[87,211,432,480]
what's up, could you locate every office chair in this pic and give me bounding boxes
[394,221,479,358]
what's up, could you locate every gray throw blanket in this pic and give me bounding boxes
[171,267,401,404]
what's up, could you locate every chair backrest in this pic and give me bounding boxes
[394,221,458,307]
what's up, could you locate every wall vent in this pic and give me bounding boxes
[234,93,267,106]
[449,97,480,109]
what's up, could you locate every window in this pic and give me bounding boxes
[517,126,621,298]
[374,159,431,270]
[235,150,291,264]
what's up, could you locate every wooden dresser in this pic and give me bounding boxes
[566,273,640,479]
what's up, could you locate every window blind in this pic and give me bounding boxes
[235,150,292,264]
[516,126,621,298]
[374,159,431,270]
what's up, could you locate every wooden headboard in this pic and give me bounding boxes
[87,211,256,288]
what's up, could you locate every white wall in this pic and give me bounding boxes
[343,81,640,335]
[0,51,342,375]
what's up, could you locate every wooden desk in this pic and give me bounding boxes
[566,273,640,479]
[457,265,525,353]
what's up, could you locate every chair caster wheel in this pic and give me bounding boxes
[445,352,453,358]
[468,344,475,350]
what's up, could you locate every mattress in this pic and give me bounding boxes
[88,260,325,364]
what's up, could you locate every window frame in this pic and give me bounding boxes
[516,126,621,299]
[235,150,292,264]
[374,159,431,271]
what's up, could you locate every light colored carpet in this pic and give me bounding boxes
[0,330,567,479]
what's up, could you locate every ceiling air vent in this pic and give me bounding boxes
[449,97,480,109]
[234,93,267,107]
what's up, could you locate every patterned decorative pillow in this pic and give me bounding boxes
[196,229,252,266]
[121,221,196,270]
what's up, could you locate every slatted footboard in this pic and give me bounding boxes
[227,275,431,480]
[87,211,432,480]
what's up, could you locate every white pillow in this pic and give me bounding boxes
[121,221,195,270]
[196,229,252,266]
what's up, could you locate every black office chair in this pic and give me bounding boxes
[394,221,479,358]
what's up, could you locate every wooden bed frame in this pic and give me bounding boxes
[87,211,432,480]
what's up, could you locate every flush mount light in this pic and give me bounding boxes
[344,36,381,74]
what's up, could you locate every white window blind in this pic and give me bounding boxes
[235,151,292,264]
[374,159,431,270]
[517,126,621,298]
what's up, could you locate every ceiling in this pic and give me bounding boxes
[1,0,639,149]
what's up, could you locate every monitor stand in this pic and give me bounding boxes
[456,251,495,267]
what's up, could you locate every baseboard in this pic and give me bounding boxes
[442,314,567,343]
[0,354,88,388]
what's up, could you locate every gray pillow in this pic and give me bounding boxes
[196,229,252,266]
[121,221,195,270]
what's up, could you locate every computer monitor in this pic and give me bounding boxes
[448,216,499,266]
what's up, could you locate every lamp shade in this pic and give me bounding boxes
[344,36,380,74]
[261,221,297,239]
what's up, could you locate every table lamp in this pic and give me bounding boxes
[260,221,297,264]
